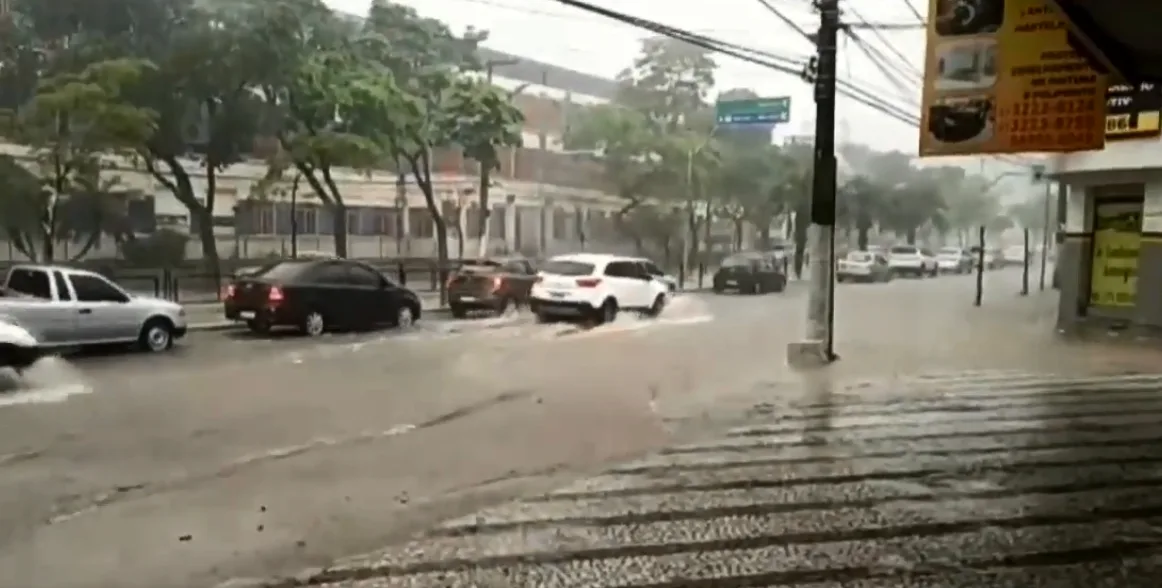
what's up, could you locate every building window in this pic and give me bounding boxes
[464,204,482,239]
[552,207,568,240]
[490,205,506,240]
[295,205,318,234]
[409,206,433,238]
[256,203,275,234]
[346,208,363,235]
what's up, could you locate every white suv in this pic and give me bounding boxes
[529,253,670,324]
[887,245,938,278]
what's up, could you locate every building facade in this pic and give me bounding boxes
[0,48,646,263]
[1052,125,1162,336]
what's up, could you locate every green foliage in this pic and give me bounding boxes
[0,58,156,261]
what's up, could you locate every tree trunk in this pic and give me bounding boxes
[905,228,917,245]
[856,226,870,251]
[410,150,449,305]
[41,231,54,263]
[476,167,490,259]
[733,219,743,250]
[152,156,221,281]
[792,204,809,279]
[320,169,348,258]
[685,205,701,271]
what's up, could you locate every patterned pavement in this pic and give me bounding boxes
[286,369,1162,587]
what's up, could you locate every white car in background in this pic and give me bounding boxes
[936,247,973,274]
[837,251,892,282]
[1003,245,1028,266]
[529,253,670,324]
[887,245,939,278]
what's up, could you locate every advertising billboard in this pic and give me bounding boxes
[919,0,1108,156]
[1106,82,1162,140]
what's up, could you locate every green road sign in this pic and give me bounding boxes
[715,97,791,125]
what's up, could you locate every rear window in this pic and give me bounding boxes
[846,252,872,262]
[940,247,961,254]
[253,261,313,281]
[722,255,759,267]
[890,246,918,254]
[541,260,595,276]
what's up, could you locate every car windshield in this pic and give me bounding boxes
[846,252,872,262]
[940,248,962,255]
[890,246,918,254]
[541,260,595,276]
[252,261,313,281]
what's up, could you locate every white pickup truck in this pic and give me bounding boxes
[0,264,188,370]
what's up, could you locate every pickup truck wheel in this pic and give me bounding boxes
[139,318,174,353]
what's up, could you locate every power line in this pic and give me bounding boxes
[898,0,925,24]
[753,0,814,44]
[547,0,921,128]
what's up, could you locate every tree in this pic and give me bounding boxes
[454,84,523,259]
[0,58,156,261]
[713,143,792,249]
[838,176,886,251]
[129,0,267,281]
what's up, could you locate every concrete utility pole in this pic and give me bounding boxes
[788,0,840,367]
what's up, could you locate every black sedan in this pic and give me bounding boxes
[223,259,422,336]
[712,253,787,294]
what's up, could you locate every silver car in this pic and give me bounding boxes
[0,265,188,353]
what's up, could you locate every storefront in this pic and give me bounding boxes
[1053,168,1162,334]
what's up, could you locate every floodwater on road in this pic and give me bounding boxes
[2,269,1131,588]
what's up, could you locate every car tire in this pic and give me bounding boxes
[494,297,511,316]
[394,304,418,329]
[596,299,618,325]
[774,275,787,292]
[138,317,174,352]
[646,294,666,318]
[302,310,327,337]
[450,304,468,319]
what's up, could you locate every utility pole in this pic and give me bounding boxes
[789,0,840,367]
[1038,180,1051,290]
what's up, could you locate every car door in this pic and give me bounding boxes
[305,262,360,328]
[69,272,139,342]
[345,263,393,327]
[626,261,656,307]
[2,268,72,344]
[603,261,643,308]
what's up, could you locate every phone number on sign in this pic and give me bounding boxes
[1008,131,1097,148]
[1001,98,1100,118]
[1003,114,1100,134]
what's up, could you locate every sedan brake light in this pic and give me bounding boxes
[490,276,503,291]
[224,284,235,299]
[576,278,601,288]
[268,286,285,303]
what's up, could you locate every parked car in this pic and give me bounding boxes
[224,259,422,335]
[447,257,537,318]
[712,252,788,294]
[528,253,669,324]
[632,257,679,292]
[0,264,188,354]
[936,247,974,274]
[966,246,1002,270]
[887,245,939,277]
[837,250,892,282]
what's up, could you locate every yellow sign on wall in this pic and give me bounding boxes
[1089,201,1141,308]
[919,0,1108,156]
[1106,82,1162,140]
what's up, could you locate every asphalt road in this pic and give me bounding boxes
[0,269,1071,588]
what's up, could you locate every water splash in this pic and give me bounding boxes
[0,356,93,407]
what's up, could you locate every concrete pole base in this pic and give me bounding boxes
[786,340,835,369]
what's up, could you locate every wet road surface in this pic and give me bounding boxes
[317,369,1162,587]
[2,269,1138,588]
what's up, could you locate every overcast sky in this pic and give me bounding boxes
[324,0,1036,195]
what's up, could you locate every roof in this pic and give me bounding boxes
[546,253,632,264]
[477,48,618,100]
